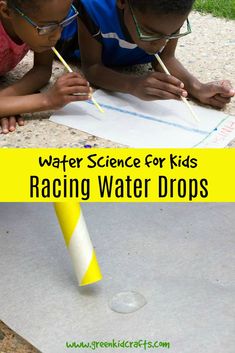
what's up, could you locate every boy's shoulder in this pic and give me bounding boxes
[75,0,117,14]
[0,21,29,76]
[75,0,120,31]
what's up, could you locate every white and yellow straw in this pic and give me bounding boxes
[155,53,200,123]
[54,203,102,286]
[52,47,104,113]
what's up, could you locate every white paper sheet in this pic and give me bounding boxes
[50,90,235,147]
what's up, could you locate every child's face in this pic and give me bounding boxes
[117,0,189,55]
[3,0,73,52]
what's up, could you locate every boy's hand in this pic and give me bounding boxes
[43,72,92,110]
[0,115,24,134]
[195,80,235,109]
[131,72,188,101]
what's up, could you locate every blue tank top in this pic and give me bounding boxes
[58,0,155,66]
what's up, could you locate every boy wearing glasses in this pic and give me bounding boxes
[0,0,91,134]
[58,0,234,107]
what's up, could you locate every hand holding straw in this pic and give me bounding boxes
[54,203,102,286]
[52,47,104,113]
[155,53,200,123]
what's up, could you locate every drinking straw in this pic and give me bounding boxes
[155,53,200,122]
[54,203,102,286]
[52,47,104,113]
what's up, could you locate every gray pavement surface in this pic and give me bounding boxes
[0,203,234,353]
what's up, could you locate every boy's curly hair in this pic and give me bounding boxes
[7,0,42,11]
[130,0,195,14]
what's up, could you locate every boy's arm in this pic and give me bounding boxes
[78,20,136,94]
[79,20,186,101]
[0,50,53,117]
[153,39,202,96]
[0,50,91,117]
[154,40,234,108]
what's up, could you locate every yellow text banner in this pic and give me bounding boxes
[0,148,234,202]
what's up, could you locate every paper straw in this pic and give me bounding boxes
[52,47,104,113]
[155,53,200,123]
[54,203,102,286]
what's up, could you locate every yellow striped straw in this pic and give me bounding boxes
[52,47,104,113]
[54,203,102,286]
[155,53,200,123]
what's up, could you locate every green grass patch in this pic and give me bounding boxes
[194,0,235,20]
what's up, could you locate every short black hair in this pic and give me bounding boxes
[7,0,42,12]
[130,0,195,15]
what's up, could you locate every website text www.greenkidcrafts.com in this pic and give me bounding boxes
[66,339,171,350]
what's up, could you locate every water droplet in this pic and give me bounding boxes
[109,291,147,314]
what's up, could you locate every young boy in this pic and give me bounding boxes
[57,0,234,108]
[0,0,91,134]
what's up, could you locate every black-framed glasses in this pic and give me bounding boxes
[12,4,79,36]
[128,0,192,42]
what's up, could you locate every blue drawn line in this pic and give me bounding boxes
[193,116,230,147]
[86,100,209,135]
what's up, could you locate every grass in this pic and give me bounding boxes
[194,0,235,20]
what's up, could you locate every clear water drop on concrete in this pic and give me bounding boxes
[109,291,147,314]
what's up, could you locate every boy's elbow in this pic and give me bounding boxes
[82,63,101,85]
[34,64,52,86]
[42,66,53,84]
[81,62,94,80]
